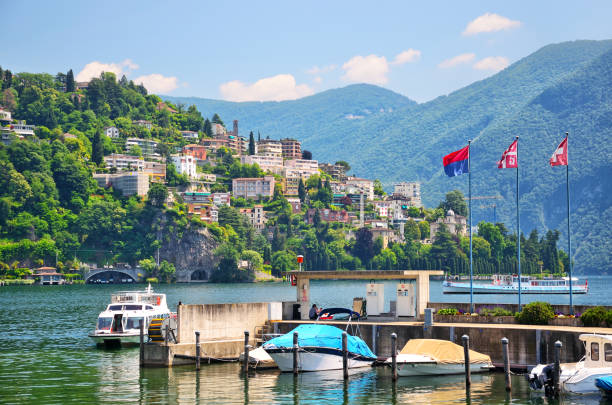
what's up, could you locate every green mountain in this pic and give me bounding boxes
[165,40,612,273]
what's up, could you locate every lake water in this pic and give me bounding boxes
[2,277,612,404]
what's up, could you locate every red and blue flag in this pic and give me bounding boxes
[443,145,469,177]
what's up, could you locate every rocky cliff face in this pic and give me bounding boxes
[158,222,219,282]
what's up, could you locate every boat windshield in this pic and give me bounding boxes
[125,317,144,330]
[108,305,122,311]
[125,305,143,311]
[97,317,112,330]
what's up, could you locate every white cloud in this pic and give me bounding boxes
[313,76,322,84]
[133,74,179,93]
[75,59,138,81]
[306,64,337,75]
[341,54,389,85]
[391,49,421,65]
[463,13,521,36]
[219,74,314,102]
[438,53,476,68]
[473,56,509,72]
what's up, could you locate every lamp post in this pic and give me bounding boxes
[297,255,303,272]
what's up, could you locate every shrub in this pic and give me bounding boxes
[438,308,459,315]
[479,307,513,317]
[581,306,607,327]
[515,302,555,325]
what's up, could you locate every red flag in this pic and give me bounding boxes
[550,136,568,166]
[497,139,518,169]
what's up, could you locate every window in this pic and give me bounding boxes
[109,305,123,311]
[605,343,612,362]
[125,317,144,330]
[97,317,112,330]
[125,304,142,310]
[592,342,600,361]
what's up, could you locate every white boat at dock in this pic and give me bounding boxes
[385,339,493,376]
[89,284,172,347]
[263,324,377,372]
[528,334,612,395]
[443,274,588,294]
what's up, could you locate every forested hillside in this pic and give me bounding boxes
[166,40,612,273]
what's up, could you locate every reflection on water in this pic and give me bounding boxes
[3,281,612,404]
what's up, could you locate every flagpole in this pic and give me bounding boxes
[516,136,521,311]
[566,132,573,315]
[468,139,473,314]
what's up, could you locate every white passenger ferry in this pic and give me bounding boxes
[89,284,172,346]
[443,274,588,294]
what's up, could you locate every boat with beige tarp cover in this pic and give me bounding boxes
[385,339,493,376]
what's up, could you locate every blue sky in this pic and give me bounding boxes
[3,1,611,102]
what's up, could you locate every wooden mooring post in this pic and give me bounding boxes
[554,340,562,397]
[462,335,471,387]
[195,331,201,371]
[502,337,511,392]
[342,331,348,380]
[139,321,144,366]
[293,331,299,375]
[243,330,250,375]
[391,333,398,381]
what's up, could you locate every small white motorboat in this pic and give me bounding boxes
[89,284,172,347]
[263,324,376,372]
[385,339,493,376]
[528,334,612,395]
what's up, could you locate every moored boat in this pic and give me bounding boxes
[385,339,493,376]
[443,274,588,294]
[528,334,612,395]
[89,284,172,347]
[262,324,376,372]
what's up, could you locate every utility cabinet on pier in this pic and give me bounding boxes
[396,282,416,317]
[366,283,385,316]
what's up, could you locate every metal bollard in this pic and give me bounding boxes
[554,340,562,397]
[391,333,398,381]
[195,331,201,371]
[502,337,511,392]
[243,330,250,375]
[462,335,471,387]
[342,332,348,380]
[293,331,299,374]
[139,321,144,366]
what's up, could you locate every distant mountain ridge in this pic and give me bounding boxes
[164,40,612,273]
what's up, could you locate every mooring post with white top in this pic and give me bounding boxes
[391,333,398,381]
[139,321,144,367]
[502,337,511,392]
[554,340,562,397]
[342,331,348,380]
[293,331,299,375]
[462,335,471,387]
[195,331,201,371]
[243,330,249,375]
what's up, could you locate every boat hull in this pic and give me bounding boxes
[89,332,143,347]
[443,282,588,294]
[395,361,491,376]
[563,367,612,394]
[265,348,374,372]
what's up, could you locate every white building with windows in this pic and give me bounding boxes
[181,130,199,141]
[104,126,120,138]
[171,154,197,178]
[394,182,421,207]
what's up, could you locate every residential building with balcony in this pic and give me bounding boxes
[125,137,159,158]
[240,155,284,174]
[280,138,301,159]
[256,138,282,157]
[9,121,35,136]
[133,120,152,130]
[393,182,421,207]
[181,130,199,141]
[239,205,266,230]
[0,107,11,122]
[232,176,275,200]
[211,192,231,207]
[345,177,374,201]
[183,144,207,160]
[319,162,348,181]
[171,154,197,178]
[104,154,145,171]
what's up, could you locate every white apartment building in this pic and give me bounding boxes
[104,154,145,171]
[394,182,421,206]
[211,192,231,207]
[171,154,197,178]
[125,137,159,158]
[256,139,283,157]
[9,121,35,136]
[345,177,374,201]
[232,176,275,200]
[181,130,199,140]
[104,126,120,138]
[240,155,284,174]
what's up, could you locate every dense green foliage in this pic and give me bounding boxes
[166,40,612,273]
[580,306,612,327]
[515,301,555,325]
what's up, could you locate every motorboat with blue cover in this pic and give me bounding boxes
[262,324,376,372]
[596,376,612,396]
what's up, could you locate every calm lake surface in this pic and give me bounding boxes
[2,276,612,404]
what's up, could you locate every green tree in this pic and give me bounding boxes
[438,190,468,217]
[91,129,104,165]
[241,250,263,272]
[159,260,176,283]
[139,258,157,277]
[353,227,374,268]
[429,224,458,271]
[404,219,421,240]
[128,144,142,157]
[298,178,306,203]
[373,179,385,196]
[248,131,256,155]
[211,113,224,126]
[418,221,430,240]
[147,183,168,207]
[477,221,504,260]
[334,160,351,172]
[66,69,75,92]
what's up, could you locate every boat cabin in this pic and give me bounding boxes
[581,334,612,368]
[492,274,531,286]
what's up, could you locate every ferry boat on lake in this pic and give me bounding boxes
[443,274,588,294]
[89,284,172,346]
